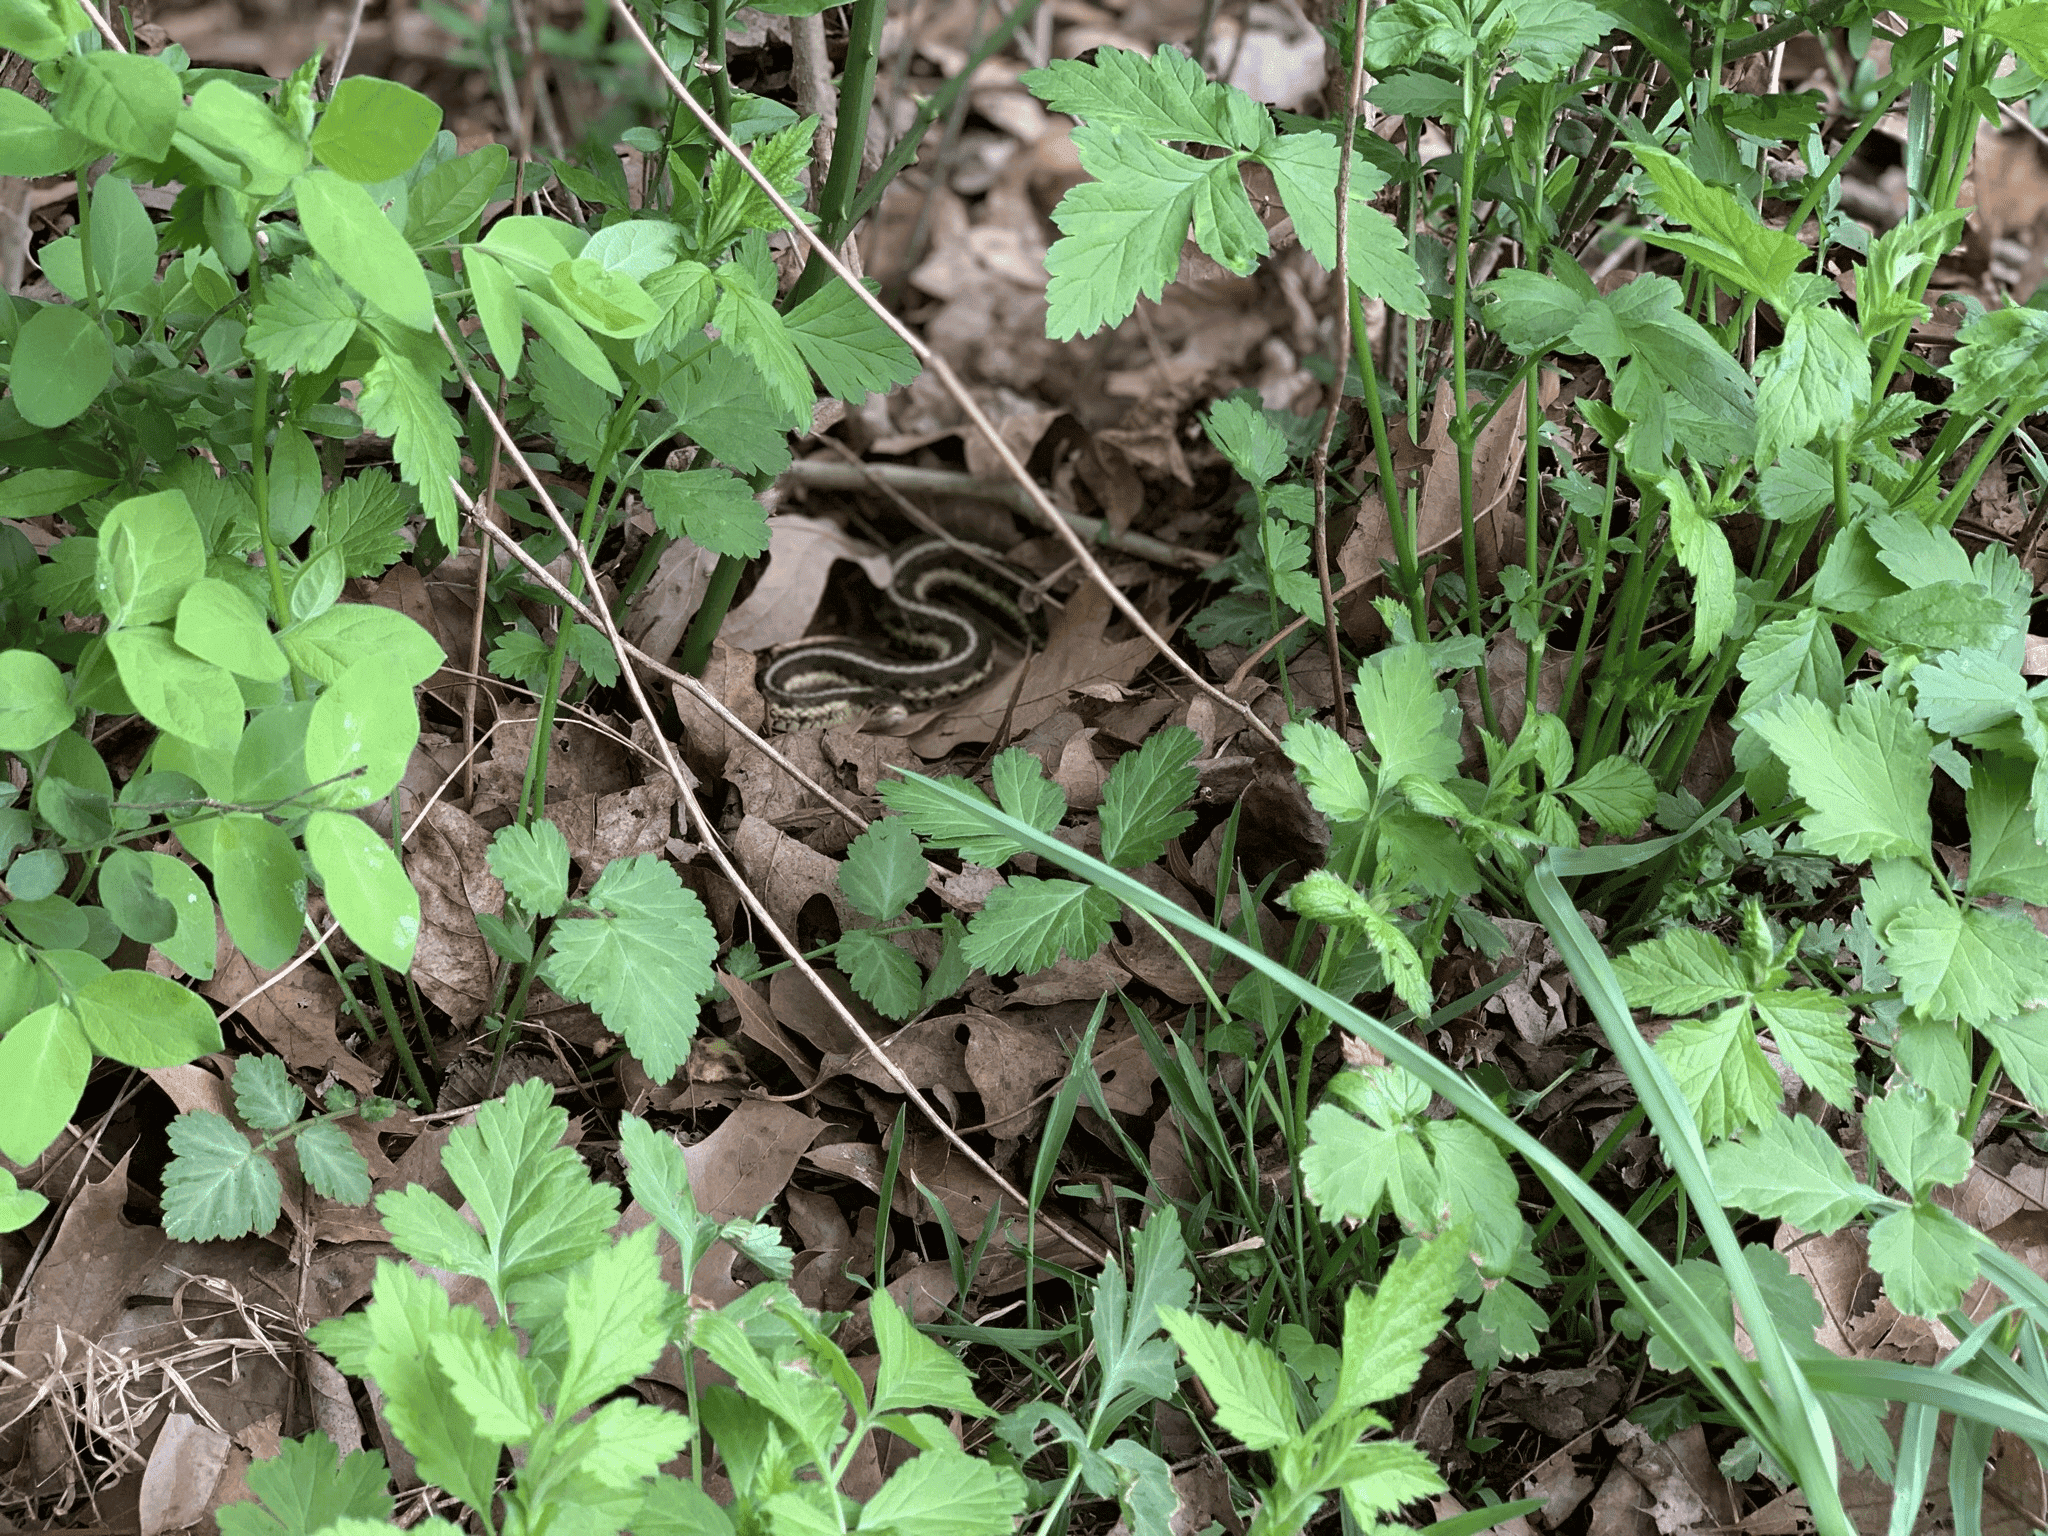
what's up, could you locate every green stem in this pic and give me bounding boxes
[1450,63,1494,733]
[366,958,432,1107]
[1350,288,1424,631]
[674,546,751,678]
[704,0,733,130]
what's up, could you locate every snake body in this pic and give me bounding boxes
[758,538,1043,731]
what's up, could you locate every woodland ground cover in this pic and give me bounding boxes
[4,0,2048,1526]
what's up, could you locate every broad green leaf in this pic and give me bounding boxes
[0,649,71,750]
[304,658,419,810]
[1425,1118,1524,1272]
[312,76,441,183]
[1913,648,2023,737]
[1021,46,1237,145]
[0,0,85,63]
[176,578,288,681]
[486,819,571,917]
[838,817,927,921]
[1661,473,1735,665]
[107,627,244,753]
[1755,988,1855,1109]
[163,1111,281,1240]
[1560,755,1655,834]
[296,1119,372,1205]
[857,1451,1026,1536]
[1338,1440,1451,1523]
[233,1054,305,1131]
[1628,145,1805,309]
[1205,396,1290,486]
[247,257,362,373]
[961,876,1118,974]
[209,812,307,969]
[1748,690,1932,865]
[1100,727,1200,868]
[98,846,177,945]
[69,968,222,1068]
[540,856,717,1081]
[86,174,154,306]
[1736,607,1844,721]
[1864,1085,1971,1198]
[1157,1306,1295,1449]
[711,268,811,423]
[99,490,205,630]
[1256,131,1425,316]
[176,80,309,197]
[1283,720,1372,823]
[1884,899,2048,1028]
[638,468,769,558]
[0,1002,88,1163]
[53,49,177,159]
[871,1285,988,1416]
[214,1431,393,1536]
[311,470,411,577]
[1965,754,2048,903]
[781,277,920,402]
[1654,1007,1782,1142]
[1042,125,1205,339]
[294,169,434,332]
[1612,926,1746,1014]
[1302,1105,1401,1223]
[1705,1112,1874,1232]
[430,1325,541,1442]
[1755,304,1873,465]
[1867,1203,1978,1318]
[563,1399,695,1489]
[279,602,442,686]
[0,466,111,519]
[552,257,659,338]
[580,215,682,277]
[305,810,420,970]
[516,287,617,393]
[12,303,110,428]
[406,142,509,246]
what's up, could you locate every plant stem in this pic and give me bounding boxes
[1450,60,1496,734]
[366,958,432,1107]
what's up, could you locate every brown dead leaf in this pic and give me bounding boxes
[668,639,767,782]
[200,948,379,1094]
[734,812,861,939]
[404,799,505,1028]
[10,1153,167,1385]
[963,1012,1073,1136]
[684,1100,827,1222]
[139,1413,231,1536]
[723,517,888,651]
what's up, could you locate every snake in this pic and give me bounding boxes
[757,537,1046,731]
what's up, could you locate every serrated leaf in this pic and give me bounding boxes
[871,1286,988,1416]
[1755,987,1856,1110]
[1091,1214,1193,1411]
[857,1450,1027,1536]
[1864,1085,1971,1198]
[960,876,1118,975]
[878,775,1024,866]
[1336,1224,1467,1409]
[1099,726,1200,868]
[430,1324,541,1442]
[296,1119,371,1204]
[1021,46,1237,145]
[781,277,920,403]
[1706,1113,1873,1232]
[1355,645,1461,789]
[1042,124,1205,339]
[638,467,769,559]
[312,470,411,578]
[246,257,361,373]
[564,1398,694,1489]
[990,748,1066,834]
[1655,1007,1783,1142]
[487,819,572,918]
[164,1111,281,1240]
[1966,754,2048,904]
[1283,719,1373,824]
[1867,1203,1979,1318]
[557,1225,671,1415]
[1612,927,1747,1015]
[839,928,925,1021]
[356,338,460,551]
[837,816,927,920]
[215,1431,392,1536]
[1884,899,2048,1028]
[1561,755,1655,835]
[541,855,716,1080]
[1157,1306,1294,1450]
[1748,689,1932,865]
[234,1054,305,1131]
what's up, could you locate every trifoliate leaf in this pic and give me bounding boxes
[1654,1007,1783,1142]
[1884,899,2048,1028]
[541,855,716,1081]
[1864,1085,1971,1199]
[1455,1278,1548,1371]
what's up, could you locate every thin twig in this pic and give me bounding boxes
[326,0,372,91]
[606,0,1280,748]
[433,321,1113,1268]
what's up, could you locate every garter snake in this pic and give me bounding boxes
[758,537,1045,731]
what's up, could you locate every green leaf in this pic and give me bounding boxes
[1256,131,1425,316]
[176,80,309,198]
[638,468,769,558]
[98,847,177,945]
[0,649,71,750]
[1755,302,1872,465]
[1655,1007,1783,1142]
[0,1002,89,1163]
[247,257,362,374]
[487,819,571,917]
[296,1119,372,1204]
[312,471,411,578]
[517,288,618,394]
[1628,144,1805,309]
[53,49,177,159]
[1867,1203,1979,1318]
[1021,46,1237,145]
[377,1078,618,1298]
[1864,1085,1971,1198]
[1156,1306,1295,1450]
[1748,689,1932,865]
[1302,1103,1400,1222]
[1965,755,2048,904]
[1884,899,2048,1028]
[280,602,443,687]
[781,278,920,402]
[1612,926,1746,1014]
[164,1111,281,1240]
[215,1431,393,1536]
[857,1451,1027,1536]
[1560,755,1655,834]
[0,0,85,64]
[961,876,1118,974]
[838,928,925,1017]
[70,968,222,1068]
[1754,988,1856,1110]
[1660,472,1735,665]
[1091,1213,1193,1410]
[87,174,154,306]
[1355,645,1461,789]
[711,267,812,425]
[304,657,419,811]
[1456,1276,1549,1371]
[556,1225,676,1415]
[465,251,522,376]
[294,169,434,333]
[1338,1440,1451,1524]
[1042,124,1204,339]
[355,335,460,548]
[429,1322,548,1441]
[553,257,659,338]
[869,1284,987,1416]
[176,578,289,681]
[1283,720,1373,823]
[1099,727,1200,868]
[540,856,716,1081]
[107,628,244,753]
[838,817,927,921]
[234,1054,305,1131]
[12,303,111,428]
[1336,1224,1467,1410]
[1707,1112,1873,1232]
[0,466,111,520]
[209,812,307,970]
[305,810,420,970]
[312,76,441,182]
